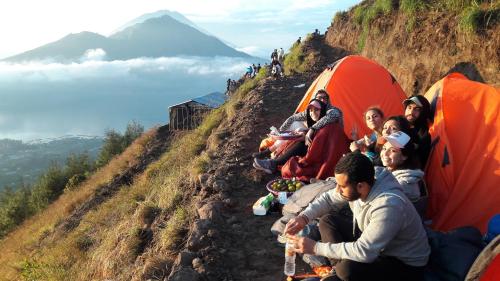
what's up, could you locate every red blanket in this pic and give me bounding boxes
[281,123,350,181]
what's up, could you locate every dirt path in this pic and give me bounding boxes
[195,73,318,281]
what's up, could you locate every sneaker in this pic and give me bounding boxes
[253,158,275,174]
[251,148,271,159]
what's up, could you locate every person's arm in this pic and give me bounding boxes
[279,112,307,131]
[285,185,346,235]
[300,186,347,223]
[310,107,343,131]
[314,199,404,262]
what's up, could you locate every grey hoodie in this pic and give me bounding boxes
[391,169,424,201]
[301,167,430,266]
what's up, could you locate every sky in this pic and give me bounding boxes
[0,0,359,59]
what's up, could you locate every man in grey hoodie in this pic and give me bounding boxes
[285,152,430,281]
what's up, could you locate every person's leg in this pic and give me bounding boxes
[334,257,425,281]
[273,141,307,166]
[318,213,355,245]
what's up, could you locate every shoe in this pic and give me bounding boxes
[251,148,271,159]
[320,268,338,281]
[253,158,275,174]
[303,254,329,268]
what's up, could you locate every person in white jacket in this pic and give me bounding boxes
[380,131,424,201]
[285,152,430,281]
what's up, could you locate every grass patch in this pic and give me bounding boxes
[460,4,483,33]
[459,3,499,33]
[400,0,427,31]
[283,41,317,75]
[226,68,267,119]
[160,206,190,250]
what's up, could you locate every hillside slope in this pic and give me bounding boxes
[326,0,499,94]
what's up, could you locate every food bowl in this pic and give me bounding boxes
[266,178,305,196]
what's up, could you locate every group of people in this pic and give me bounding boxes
[271,48,285,78]
[252,89,434,280]
[245,63,262,78]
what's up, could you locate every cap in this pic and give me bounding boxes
[383,131,410,148]
[403,96,423,108]
[308,100,322,110]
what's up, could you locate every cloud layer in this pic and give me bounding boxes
[0,56,254,140]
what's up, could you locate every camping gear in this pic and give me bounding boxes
[485,214,500,243]
[295,55,407,139]
[465,235,500,281]
[425,226,485,281]
[423,73,500,233]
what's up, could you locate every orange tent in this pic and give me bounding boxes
[295,55,407,138]
[424,73,500,233]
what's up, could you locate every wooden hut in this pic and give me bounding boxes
[168,92,227,130]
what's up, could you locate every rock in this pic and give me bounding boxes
[226,216,238,225]
[175,251,197,267]
[212,180,229,192]
[187,219,211,251]
[192,258,203,269]
[207,228,219,238]
[168,267,201,281]
[198,173,210,188]
[223,198,236,208]
[197,201,223,223]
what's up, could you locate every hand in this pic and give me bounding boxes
[350,141,360,152]
[288,235,316,255]
[284,215,307,235]
[351,125,358,140]
[305,129,315,146]
[364,135,374,146]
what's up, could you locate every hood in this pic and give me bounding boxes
[391,169,424,185]
[364,166,404,203]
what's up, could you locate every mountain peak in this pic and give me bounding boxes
[3,11,250,62]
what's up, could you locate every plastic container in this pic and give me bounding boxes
[284,240,296,276]
[252,193,274,216]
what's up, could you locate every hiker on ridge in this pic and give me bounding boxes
[278,48,285,62]
[285,152,430,281]
[403,95,432,168]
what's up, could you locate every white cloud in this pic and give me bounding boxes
[81,48,107,62]
[0,56,252,83]
[235,46,262,56]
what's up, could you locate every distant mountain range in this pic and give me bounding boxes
[3,11,251,63]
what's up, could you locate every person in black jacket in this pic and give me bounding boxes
[403,95,432,168]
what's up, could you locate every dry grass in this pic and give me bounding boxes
[0,128,157,280]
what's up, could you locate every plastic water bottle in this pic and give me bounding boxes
[284,240,296,276]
